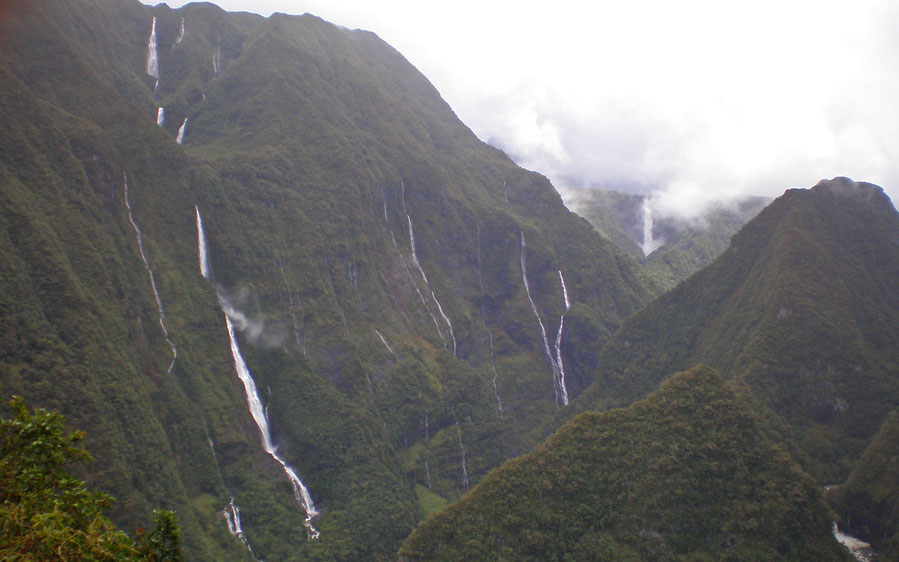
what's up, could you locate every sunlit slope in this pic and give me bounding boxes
[0,0,653,558]
[401,366,847,561]
[578,178,899,482]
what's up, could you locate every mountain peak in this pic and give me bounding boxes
[810,176,892,206]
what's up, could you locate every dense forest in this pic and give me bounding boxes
[0,0,896,560]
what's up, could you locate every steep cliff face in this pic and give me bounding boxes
[401,366,848,561]
[576,178,899,484]
[0,0,652,558]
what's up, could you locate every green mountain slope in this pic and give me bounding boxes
[564,187,769,291]
[0,0,653,558]
[577,178,899,483]
[834,407,899,558]
[400,366,847,561]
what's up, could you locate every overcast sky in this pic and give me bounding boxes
[144,0,899,217]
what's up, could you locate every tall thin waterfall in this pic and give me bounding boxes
[477,223,503,415]
[642,196,655,256]
[223,498,253,553]
[196,206,320,538]
[452,407,470,491]
[176,118,187,144]
[156,107,164,127]
[520,232,568,406]
[175,17,185,45]
[374,329,399,360]
[212,46,221,76]
[146,17,159,79]
[390,232,445,343]
[195,206,209,279]
[224,315,320,538]
[277,259,304,354]
[123,173,176,373]
[405,210,455,355]
[554,271,571,406]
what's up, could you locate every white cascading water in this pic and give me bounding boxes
[212,46,221,76]
[374,329,399,360]
[175,17,185,45]
[176,118,187,144]
[195,206,320,539]
[406,214,456,355]
[554,270,571,406]
[224,315,320,538]
[156,107,165,127]
[452,407,470,491]
[123,173,176,373]
[520,232,568,406]
[195,206,210,279]
[832,522,873,561]
[146,17,159,79]
[223,498,253,553]
[641,196,655,256]
[391,232,445,343]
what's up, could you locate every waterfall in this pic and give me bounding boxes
[406,214,455,355]
[224,315,320,539]
[476,223,503,415]
[520,232,567,406]
[223,498,253,553]
[391,232,445,343]
[452,407,470,491]
[323,259,350,338]
[156,107,164,127]
[641,196,655,256]
[123,173,176,373]
[374,329,399,360]
[432,292,456,357]
[146,17,159,79]
[381,186,389,223]
[832,522,873,560]
[554,271,571,406]
[175,17,185,45]
[195,206,210,279]
[195,208,319,538]
[212,46,221,76]
[277,260,304,353]
[176,118,187,144]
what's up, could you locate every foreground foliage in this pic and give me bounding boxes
[0,396,181,560]
[401,366,847,560]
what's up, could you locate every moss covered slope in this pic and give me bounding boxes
[401,366,847,561]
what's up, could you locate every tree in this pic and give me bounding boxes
[0,395,181,560]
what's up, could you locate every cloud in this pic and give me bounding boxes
[146,0,899,217]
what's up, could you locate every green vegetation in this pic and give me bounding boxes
[0,395,181,560]
[564,187,769,291]
[576,179,899,485]
[401,366,847,560]
[833,407,899,558]
[0,0,653,558]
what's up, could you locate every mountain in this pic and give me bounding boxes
[563,187,769,290]
[400,366,848,560]
[0,0,654,558]
[576,178,899,484]
[834,407,899,558]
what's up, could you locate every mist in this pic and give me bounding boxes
[146,0,899,218]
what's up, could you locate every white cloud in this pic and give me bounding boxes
[146,0,899,214]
